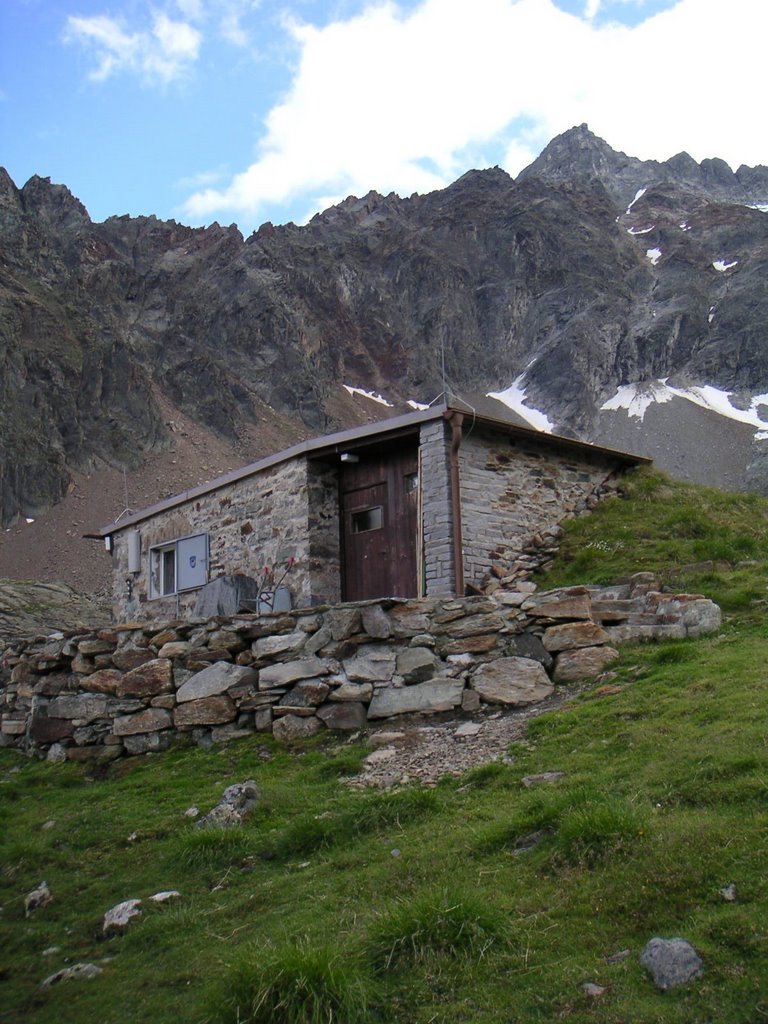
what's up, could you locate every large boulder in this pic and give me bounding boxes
[471,658,553,706]
[640,937,704,991]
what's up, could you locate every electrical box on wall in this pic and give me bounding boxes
[127,531,141,573]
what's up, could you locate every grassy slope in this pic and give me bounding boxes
[1,468,767,1023]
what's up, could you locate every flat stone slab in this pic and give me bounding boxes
[174,695,236,727]
[543,621,611,652]
[46,693,108,723]
[259,657,331,690]
[367,677,465,719]
[471,657,553,706]
[522,771,565,787]
[112,708,173,736]
[177,662,258,703]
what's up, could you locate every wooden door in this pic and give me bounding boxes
[341,447,419,601]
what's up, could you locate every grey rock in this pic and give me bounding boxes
[328,680,373,702]
[522,771,565,787]
[582,982,605,998]
[176,662,258,703]
[252,631,307,660]
[511,632,553,669]
[542,621,611,652]
[40,962,103,989]
[149,890,181,903]
[112,707,173,736]
[25,880,52,917]
[122,732,170,755]
[455,722,482,737]
[46,693,108,723]
[471,658,553,706]
[279,680,331,707]
[316,701,367,730]
[680,598,722,637]
[103,898,142,933]
[368,677,464,718]
[327,607,361,641]
[360,604,392,638]
[272,714,323,741]
[46,743,68,763]
[553,646,619,684]
[639,937,704,991]
[396,646,437,684]
[174,695,236,727]
[259,657,331,689]
[196,779,260,829]
[343,646,397,683]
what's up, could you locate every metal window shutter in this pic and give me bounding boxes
[176,534,208,591]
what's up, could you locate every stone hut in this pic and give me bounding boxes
[94,403,649,624]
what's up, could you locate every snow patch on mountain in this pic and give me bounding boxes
[342,385,393,407]
[626,188,647,215]
[601,380,768,437]
[713,259,738,272]
[487,376,553,433]
[647,248,662,265]
[628,225,655,235]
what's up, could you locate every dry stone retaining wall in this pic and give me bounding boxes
[0,575,721,761]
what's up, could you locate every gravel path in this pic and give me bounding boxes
[348,688,578,788]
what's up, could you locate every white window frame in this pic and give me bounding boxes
[149,532,208,599]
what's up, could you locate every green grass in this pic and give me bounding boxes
[3,466,768,1022]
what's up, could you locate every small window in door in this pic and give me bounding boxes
[351,506,383,533]
[404,472,418,493]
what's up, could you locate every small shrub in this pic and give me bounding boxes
[271,788,439,860]
[703,908,764,958]
[555,795,649,865]
[367,888,507,969]
[271,813,337,859]
[174,826,255,870]
[650,642,697,666]
[312,747,368,780]
[206,939,372,1024]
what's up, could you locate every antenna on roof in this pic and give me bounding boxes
[113,467,134,524]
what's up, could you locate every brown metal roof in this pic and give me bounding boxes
[95,402,650,537]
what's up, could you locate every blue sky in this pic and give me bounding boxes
[2,0,765,234]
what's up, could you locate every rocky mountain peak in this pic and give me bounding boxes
[19,174,91,231]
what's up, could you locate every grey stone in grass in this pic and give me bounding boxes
[582,982,605,998]
[25,880,52,917]
[103,898,142,934]
[40,963,103,989]
[640,937,704,990]
[195,780,260,829]
[521,771,565,787]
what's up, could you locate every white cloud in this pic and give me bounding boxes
[181,0,768,226]
[65,8,202,84]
